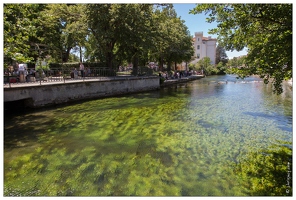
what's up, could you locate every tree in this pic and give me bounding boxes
[198,57,212,75]
[165,17,194,71]
[114,4,155,74]
[152,5,194,71]
[4,4,43,67]
[85,4,126,69]
[190,4,292,94]
[215,45,228,65]
[41,4,87,63]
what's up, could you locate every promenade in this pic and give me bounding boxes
[3,75,150,88]
[4,74,204,108]
[4,74,204,88]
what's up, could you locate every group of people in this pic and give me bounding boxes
[72,62,91,78]
[159,70,195,80]
[5,64,38,83]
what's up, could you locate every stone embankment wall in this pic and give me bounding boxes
[4,77,160,108]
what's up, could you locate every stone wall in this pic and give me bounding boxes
[4,77,160,108]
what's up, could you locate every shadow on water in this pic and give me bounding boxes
[4,112,56,149]
[243,111,277,120]
[243,111,292,132]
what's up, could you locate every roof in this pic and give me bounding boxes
[192,36,217,42]
[202,37,217,41]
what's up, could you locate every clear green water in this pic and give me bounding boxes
[4,75,292,196]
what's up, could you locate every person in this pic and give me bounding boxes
[74,68,78,79]
[29,68,35,77]
[87,67,91,76]
[79,62,84,77]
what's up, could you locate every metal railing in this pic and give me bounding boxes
[3,66,156,88]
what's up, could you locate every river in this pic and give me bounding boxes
[4,75,292,196]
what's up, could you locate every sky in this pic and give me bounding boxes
[172,3,248,59]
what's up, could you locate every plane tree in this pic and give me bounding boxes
[114,4,155,74]
[4,4,45,67]
[152,5,194,71]
[40,4,87,63]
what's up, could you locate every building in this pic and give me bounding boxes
[191,32,217,65]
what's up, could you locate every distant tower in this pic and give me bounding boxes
[192,32,217,65]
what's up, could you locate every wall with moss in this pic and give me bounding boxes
[4,77,160,108]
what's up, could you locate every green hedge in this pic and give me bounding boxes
[49,62,113,69]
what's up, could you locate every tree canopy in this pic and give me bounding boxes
[190,4,292,94]
[4,3,194,73]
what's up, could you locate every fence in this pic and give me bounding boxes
[3,66,155,88]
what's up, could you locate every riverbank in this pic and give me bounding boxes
[4,76,160,109]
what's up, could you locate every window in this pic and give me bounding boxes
[197,45,200,50]
[203,41,205,44]
[198,38,200,41]
[197,53,200,59]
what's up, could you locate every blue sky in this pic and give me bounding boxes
[173,3,248,59]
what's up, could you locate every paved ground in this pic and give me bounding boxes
[3,75,204,88]
[3,75,154,88]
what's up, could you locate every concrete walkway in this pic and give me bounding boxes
[3,75,155,88]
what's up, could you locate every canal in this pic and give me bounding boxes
[4,75,292,196]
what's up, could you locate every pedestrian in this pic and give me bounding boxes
[79,62,84,77]
[74,68,78,79]
[87,67,91,76]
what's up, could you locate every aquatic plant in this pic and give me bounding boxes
[4,75,292,196]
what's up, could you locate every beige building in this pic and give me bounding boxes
[191,32,217,65]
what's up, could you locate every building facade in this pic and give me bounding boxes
[192,32,217,65]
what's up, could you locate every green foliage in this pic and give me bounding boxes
[40,4,87,63]
[4,4,194,73]
[215,62,226,75]
[190,4,292,94]
[236,144,292,196]
[133,66,154,76]
[215,45,228,65]
[48,62,112,70]
[4,4,40,66]
[188,63,200,71]
[151,5,194,71]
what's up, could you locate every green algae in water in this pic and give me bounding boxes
[4,75,292,196]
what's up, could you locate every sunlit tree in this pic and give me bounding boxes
[190,4,292,94]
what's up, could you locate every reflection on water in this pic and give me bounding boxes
[4,75,292,196]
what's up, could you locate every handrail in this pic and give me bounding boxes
[3,66,156,87]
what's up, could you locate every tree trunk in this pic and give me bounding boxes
[79,46,82,62]
[167,60,171,72]
[104,41,115,69]
[106,51,113,69]
[63,46,72,62]
[132,53,139,76]
[159,55,163,72]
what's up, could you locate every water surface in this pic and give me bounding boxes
[4,75,292,196]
